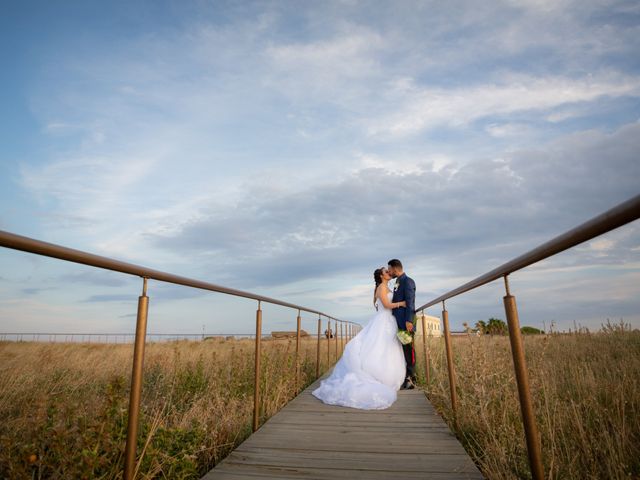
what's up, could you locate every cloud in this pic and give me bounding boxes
[151,122,640,290]
[364,73,640,138]
[82,294,134,303]
[587,238,616,253]
[5,0,640,332]
[485,123,534,138]
[60,270,132,287]
[80,282,207,303]
[21,287,55,295]
[18,1,640,233]
[265,26,384,79]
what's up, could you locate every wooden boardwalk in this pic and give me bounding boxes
[203,375,484,479]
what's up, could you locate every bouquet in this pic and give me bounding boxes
[396,329,413,345]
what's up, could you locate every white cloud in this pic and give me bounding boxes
[20,154,156,218]
[353,152,437,175]
[148,121,640,296]
[588,238,616,253]
[365,73,640,137]
[546,109,582,123]
[504,0,573,12]
[266,28,384,76]
[4,0,640,332]
[485,123,533,138]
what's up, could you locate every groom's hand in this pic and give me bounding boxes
[406,322,414,332]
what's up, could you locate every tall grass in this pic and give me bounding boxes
[2,327,638,479]
[0,337,331,479]
[415,324,640,479]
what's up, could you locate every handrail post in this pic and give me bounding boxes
[316,315,321,378]
[442,301,457,428]
[334,320,338,360]
[295,309,302,390]
[503,276,544,480]
[327,320,331,365]
[124,277,150,480]
[340,322,344,354]
[253,301,262,432]
[421,312,430,386]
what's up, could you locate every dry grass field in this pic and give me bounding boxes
[416,322,640,479]
[1,324,638,479]
[0,336,332,479]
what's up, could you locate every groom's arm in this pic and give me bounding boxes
[405,278,416,331]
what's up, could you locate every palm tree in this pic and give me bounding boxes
[487,317,507,335]
[475,320,487,334]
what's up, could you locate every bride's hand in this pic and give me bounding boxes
[398,301,406,307]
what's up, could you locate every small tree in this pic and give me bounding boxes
[521,326,543,335]
[475,320,487,334]
[487,317,508,335]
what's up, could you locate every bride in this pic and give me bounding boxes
[312,267,407,409]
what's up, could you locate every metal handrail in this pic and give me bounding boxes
[416,193,640,312]
[413,193,640,480]
[0,228,361,479]
[0,230,350,323]
[0,332,259,336]
[0,332,278,343]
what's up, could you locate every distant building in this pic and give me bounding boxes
[417,314,442,337]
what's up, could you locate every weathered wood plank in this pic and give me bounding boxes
[223,447,480,472]
[206,463,482,480]
[202,372,484,479]
[239,426,461,443]
[206,462,483,479]
[269,419,451,429]
[272,412,448,424]
[237,436,468,455]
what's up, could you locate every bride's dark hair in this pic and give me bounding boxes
[373,268,384,307]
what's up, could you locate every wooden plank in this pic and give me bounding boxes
[237,436,467,455]
[272,418,451,429]
[223,447,481,472]
[277,411,442,420]
[240,426,461,443]
[208,465,483,480]
[207,462,483,479]
[202,372,484,479]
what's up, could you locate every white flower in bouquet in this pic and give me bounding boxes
[396,329,413,345]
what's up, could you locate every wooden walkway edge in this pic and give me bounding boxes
[202,375,484,479]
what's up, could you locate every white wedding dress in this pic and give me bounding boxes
[312,292,406,409]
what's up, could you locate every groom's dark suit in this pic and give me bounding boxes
[392,273,417,381]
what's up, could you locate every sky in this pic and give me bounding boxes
[1,0,639,336]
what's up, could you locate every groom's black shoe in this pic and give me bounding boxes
[401,378,415,390]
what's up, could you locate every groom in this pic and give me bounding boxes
[388,259,417,390]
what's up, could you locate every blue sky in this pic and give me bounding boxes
[1,0,639,335]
